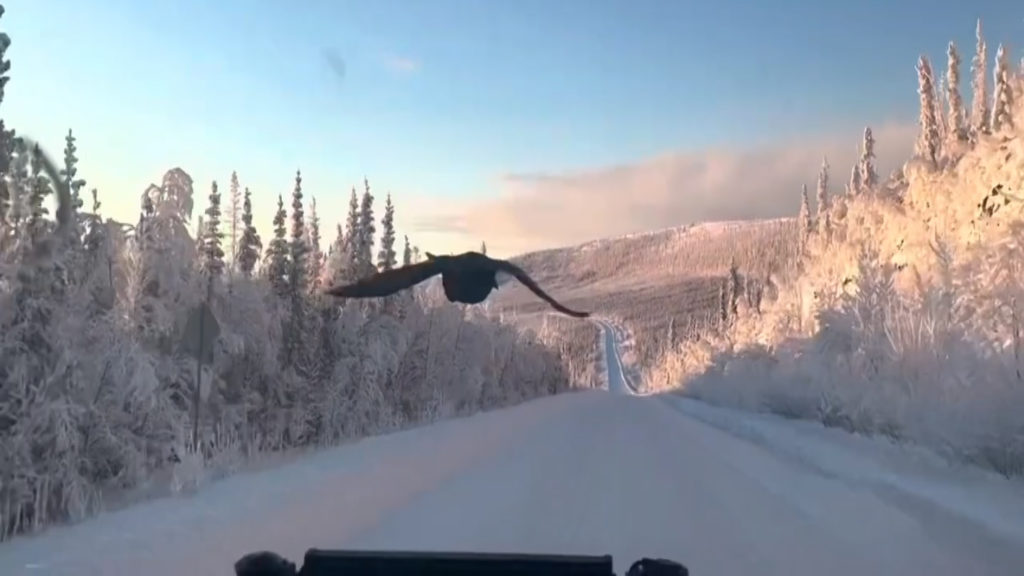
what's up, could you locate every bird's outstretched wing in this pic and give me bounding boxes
[324,260,442,298]
[489,258,591,318]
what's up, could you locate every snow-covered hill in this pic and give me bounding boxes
[491,217,799,376]
[503,217,797,297]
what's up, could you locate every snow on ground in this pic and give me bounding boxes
[2,328,1024,576]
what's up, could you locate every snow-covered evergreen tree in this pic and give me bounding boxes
[288,170,308,293]
[132,167,198,344]
[331,186,360,283]
[377,192,397,271]
[946,41,967,144]
[286,169,309,366]
[82,187,104,254]
[480,241,487,255]
[6,138,28,235]
[26,142,52,246]
[201,180,225,289]
[915,55,941,167]
[717,279,728,324]
[727,259,741,317]
[991,43,1014,133]
[326,222,349,285]
[343,186,359,251]
[970,19,989,140]
[60,129,85,228]
[859,127,878,190]
[936,76,949,141]
[307,196,324,292]
[403,234,412,266]
[815,156,831,241]
[236,187,261,277]
[847,161,862,197]
[264,194,290,298]
[798,184,812,256]
[228,170,241,265]
[357,178,376,278]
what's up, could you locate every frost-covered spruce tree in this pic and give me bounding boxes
[60,129,85,231]
[815,156,831,241]
[82,187,104,255]
[936,76,949,140]
[970,19,989,140]
[717,279,728,324]
[287,169,309,365]
[915,55,941,167]
[946,41,967,144]
[201,180,225,291]
[289,170,307,288]
[236,186,261,277]
[5,137,25,241]
[326,222,348,285]
[991,43,1014,133]
[402,234,412,266]
[307,195,324,292]
[228,170,241,265]
[26,142,52,246]
[377,192,397,271]
[343,186,359,254]
[798,183,812,256]
[728,258,741,317]
[847,159,862,197]
[859,127,878,191]
[357,178,376,278]
[480,241,487,255]
[264,193,290,298]
[325,186,360,285]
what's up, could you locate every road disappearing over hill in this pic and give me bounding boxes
[2,323,1024,576]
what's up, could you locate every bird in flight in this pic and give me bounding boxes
[325,251,590,318]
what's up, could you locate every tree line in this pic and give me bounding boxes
[0,3,587,540]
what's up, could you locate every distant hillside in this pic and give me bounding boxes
[492,217,801,371]
[496,217,799,310]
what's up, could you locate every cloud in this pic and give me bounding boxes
[409,123,917,257]
[382,54,419,73]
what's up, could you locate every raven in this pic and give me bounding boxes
[324,251,590,318]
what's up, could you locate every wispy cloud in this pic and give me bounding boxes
[382,53,420,74]
[409,123,917,257]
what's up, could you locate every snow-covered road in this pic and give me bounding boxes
[3,326,1024,576]
[597,320,633,394]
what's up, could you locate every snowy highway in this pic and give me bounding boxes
[597,320,634,394]
[3,325,1024,575]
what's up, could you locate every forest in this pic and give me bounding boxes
[0,5,594,541]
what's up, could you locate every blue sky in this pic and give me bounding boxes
[3,0,1022,255]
